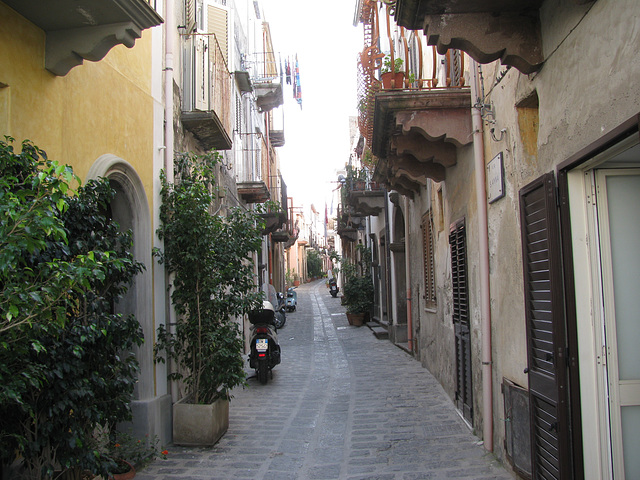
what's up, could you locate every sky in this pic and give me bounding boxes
[260,0,363,212]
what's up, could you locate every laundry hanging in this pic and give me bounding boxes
[293,55,302,109]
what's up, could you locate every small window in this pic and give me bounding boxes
[422,211,436,309]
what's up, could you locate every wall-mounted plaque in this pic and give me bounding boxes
[487,152,505,203]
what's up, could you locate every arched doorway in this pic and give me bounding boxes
[87,155,164,437]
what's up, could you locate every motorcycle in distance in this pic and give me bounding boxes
[286,287,297,311]
[329,278,339,298]
[248,301,281,384]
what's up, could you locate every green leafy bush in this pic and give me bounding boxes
[0,138,145,479]
[342,245,374,315]
[154,151,263,405]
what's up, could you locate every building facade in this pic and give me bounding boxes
[1,0,294,450]
[347,0,640,478]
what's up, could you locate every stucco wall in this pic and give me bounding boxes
[0,3,156,208]
[474,0,640,470]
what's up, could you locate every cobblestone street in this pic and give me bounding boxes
[137,280,512,480]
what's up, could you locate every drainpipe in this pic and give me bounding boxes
[470,59,493,452]
[404,196,413,353]
[164,0,176,404]
[164,0,175,183]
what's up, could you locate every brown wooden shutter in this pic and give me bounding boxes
[519,173,571,480]
[450,219,472,422]
[422,211,436,308]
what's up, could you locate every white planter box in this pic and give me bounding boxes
[172,396,229,446]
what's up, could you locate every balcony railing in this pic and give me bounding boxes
[181,33,232,150]
[357,0,466,147]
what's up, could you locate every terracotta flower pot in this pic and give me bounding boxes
[110,460,135,480]
[381,71,405,89]
[346,313,365,327]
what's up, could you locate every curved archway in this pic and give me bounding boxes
[87,155,154,402]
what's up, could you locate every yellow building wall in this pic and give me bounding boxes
[0,2,155,208]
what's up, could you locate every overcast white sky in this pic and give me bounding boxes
[260,1,362,212]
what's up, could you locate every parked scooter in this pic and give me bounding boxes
[274,291,286,329]
[248,301,281,384]
[329,278,339,298]
[286,287,297,311]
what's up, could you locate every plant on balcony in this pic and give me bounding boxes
[154,151,263,444]
[381,55,405,89]
[342,245,374,326]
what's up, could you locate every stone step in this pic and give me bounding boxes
[368,325,389,339]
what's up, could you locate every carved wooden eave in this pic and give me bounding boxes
[5,0,163,76]
[393,0,546,74]
[372,89,472,195]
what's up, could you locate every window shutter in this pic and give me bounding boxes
[208,4,228,65]
[450,219,472,422]
[519,173,571,480]
[422,211,436,308]
[184,0,196,33]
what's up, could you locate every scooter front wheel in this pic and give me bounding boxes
[257,359,268,384]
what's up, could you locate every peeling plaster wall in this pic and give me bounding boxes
[474,0,640,470]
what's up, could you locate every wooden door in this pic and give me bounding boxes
[450,219,472,422]
[519,173,572,479]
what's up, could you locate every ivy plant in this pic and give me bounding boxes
[154,151,264,405]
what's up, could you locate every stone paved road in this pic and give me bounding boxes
[137,280,512,480]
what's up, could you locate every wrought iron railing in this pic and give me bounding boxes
[356,0,467,147]
[182,33,231,131]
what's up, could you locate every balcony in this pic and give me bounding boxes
[355,0,473,197]
[4,0,163,76]
[342,172,386,217]
[393,0,551,74]
[237,181,270,203]
[373,88,472,197]
[250,23,284,113]
[336,204,362,243]
[261,176,296,244]
[181,34,232,151]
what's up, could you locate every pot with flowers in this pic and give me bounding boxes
[381,55,405,89]
[102,430,167,479]
[154,151,264,446]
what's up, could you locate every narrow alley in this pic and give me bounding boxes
[136,281,511,480]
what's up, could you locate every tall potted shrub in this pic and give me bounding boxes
[342,245,374,327]
[154,152,263,446]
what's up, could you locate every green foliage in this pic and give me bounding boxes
[307,249,324,278]
[106,432,167,472]
[0,138,145,479]
[342,245,374,314]
[154,151,264,405]
[381,55,403,74]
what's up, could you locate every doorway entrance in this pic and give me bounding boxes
[568,138,640,479]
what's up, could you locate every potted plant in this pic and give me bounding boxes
[342,245,374,327]
[154,151,263,446]
[381,55,405,89]
[104,431,168,479]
